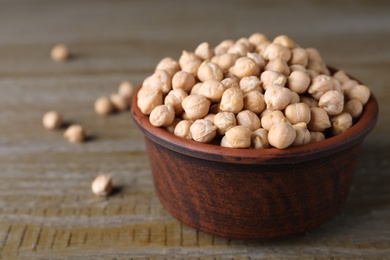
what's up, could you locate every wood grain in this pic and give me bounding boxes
[0,0,389,258]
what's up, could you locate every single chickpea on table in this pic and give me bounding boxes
[136,32,371,149]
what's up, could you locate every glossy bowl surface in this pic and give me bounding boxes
[131,74,378,240]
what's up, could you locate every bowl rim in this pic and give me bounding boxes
[131,68,379,165]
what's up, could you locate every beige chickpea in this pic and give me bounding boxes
[64,124,85,143]
[51,44,70,62]
[273,35,296,50]
[300,96,318,108]
[165,118,181,134]
[174,120,193,139]
[263,43,291,62]
[268,120,296,149]
[211,53,239,73]
[203,113,216,123]
[265,58,290,76]
[214,39,234,56]
[247,52,266,70]
[164,89,188,115]
[306,48,323,63]
[214,111,236,135]
[236,37,255,52]
[220,136,233,148]
[243,90,266,114]
[142,70,172,94]
[239,76,262,94]
[221,77,240,89]
[228,42,250,57]
[42,110,63,130]
[306,69,319,79]
[236,110,261,131]
[181,59,202,77]
[197,61,224,82]
[190,82,203,95]
[260,70,287,89]
[308,74,335,100]
[289,48,309,67]
[155,57,180,77]
[260,110,286,131]
[118,81,134,101]
[332,70,350,84]
[310,131,326,144]
[171,71,196,93]
[224,125,252,148]
[190,119,217,143]
[232,57,260,78]
[332,78,342,93]
[289,64,307,73]
[197,79,225,102]
[95,96,115,115]
[219,87,244,114]
[287,70,311,94]
[292,122,311,146]
[91,175,112,197]
[137,88,163,115]
[307,61,329,75]
[255,40,271,56]
[318,90,344,116]
[251,128,269,149]
[284,102,311,124]
[149,104,175,127]
[307,107,331,132]
[248,32,268,46]
[346,84,370,105]
[264,84,291,111]
[290,91,300,104]
[194,42,214,60]
[343,99,363,119]
[181,94,211,120]
[179,51,201,68]
[330,112,353,135]
[110,93,128,111]
[341,79,358,94]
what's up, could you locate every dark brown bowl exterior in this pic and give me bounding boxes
[131,78,378,240]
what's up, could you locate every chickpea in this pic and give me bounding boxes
[236,37,255,52]
[181,94,211,120]
[214,111,236,135]
[308,74,335,100]
[203,113,216,123]
[332,78,342,92]
[190,82,203,95]
[251,128,269,149]
[110,93,128,111]
[181,59,202,77]
[248,32,268,46]
[165,118,181,134]
[239,76,262,94]
[211,53,239,73]
[164,89,188,114]
[268,120,296,149]
[346,84,371,105]
[332,70,350,84]
[307,107,331,132]
[290,91,300,104]
[300,96,318,108]
[307,61,328,75]
[236,110,261,131]
[198,79,226,102]
[64,124,85,143]
[118,81,134,101]
[289,64,307,73]
[197,61,224,82]
[292,122,311,146]
[190,119,217,143]
[149,104,175,127]
[221,77,240,89]
[284,102,311,124]
[232,57,260,78]
[172,71,196,93]
[220,136,233,148]
[228,42,250,57]
[260,110,286,131]
[263,43,291,62]
[155,57,180,77]
[95,96,115,115]
[91,175,112,197]
[318,90,344,116]
[137,88,163,115]
[51,44,70,61]
[42,110,63,130]
[341,79,358,94]
[343,99,363,119]
[306,48,323,63]
[142,70,172,94]
[225,125,252,148]
[265,58,290,76]
[310,131,326,144]
[194,42,214,60]
[273,35,296,50]
[260,70,287,89]
[246,52,266,70]
[330,112,353,135]
[287,70,311,94]
[174,120,193,139]
[219,87,244,114]
[289,48,309,67]
[214,39,234,56]
[179,51,201,68]
[255,41,271,56]
[264,84,291,111]
[243,90,266,114]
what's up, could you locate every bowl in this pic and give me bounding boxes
[131,71,379,240]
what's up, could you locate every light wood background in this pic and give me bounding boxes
[0,0,389,259]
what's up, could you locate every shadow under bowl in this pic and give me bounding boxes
[131,73,378,240]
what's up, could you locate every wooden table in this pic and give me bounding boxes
[1,1,389,259]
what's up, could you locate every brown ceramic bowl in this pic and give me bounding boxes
[131,72,378,240]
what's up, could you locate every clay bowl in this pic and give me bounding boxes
[131,74,378,240]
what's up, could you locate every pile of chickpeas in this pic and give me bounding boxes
[137,33,371,149]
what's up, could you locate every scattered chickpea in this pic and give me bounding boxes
[214,111,237,135]
[174,120,193,139]
[95,96,115,115]
[287,70,311,94]
[155,57,180,77]
[137,88,163,115]
[284,102,311,124]
[194,42,214,60]
[330,112,353,135]
[264,84,291,111]
[197,61,224,82]
[118,81,134,101]
[292,122,311,146]
[219,87,244,114]
[181,94,211,120]
[172,71,196,93]
[318,90,344,116]
[310,131,326,144]
[307,107,331,132]
[243,90,266,114]
[42,110,63,130]
[51,44,70,62]
[289,48,308,67]
[64,124,85,143]
[236,110,261,131]
[91,175,112,197]
[190,119,217,143]
[164,89,188,115]
[232,57,260,78]
[260,110,286,131]
[263,43,291,62]
[346,84,371,105]
[343,99,363,119]
[149,104,175,127]
[198,79,225,102]
[110,93,128,111]
[268,120,296,149]
[251,128,269,149]
[224,125,252,148]
[265,58,290,76]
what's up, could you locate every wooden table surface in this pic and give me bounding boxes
[1,0,389,259]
